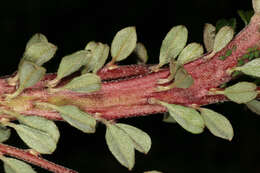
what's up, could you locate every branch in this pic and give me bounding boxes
[0,15,260,121]
[0,143,78,173]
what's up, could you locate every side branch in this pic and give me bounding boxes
[0,143,78,173]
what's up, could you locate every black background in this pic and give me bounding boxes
[1,0,260,173]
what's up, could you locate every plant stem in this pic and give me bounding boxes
[1,15,260,121]
[0,143,78,173]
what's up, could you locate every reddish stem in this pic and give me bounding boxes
[97,64,151,80]
[0,143,78,173]
[21,15,260,119]
[0,15,260,121]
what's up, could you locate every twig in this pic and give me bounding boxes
[0,143,78,173]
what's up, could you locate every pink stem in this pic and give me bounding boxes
[0,143,78,173]
[0,15,260,121]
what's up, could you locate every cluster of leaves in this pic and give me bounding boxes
[0,26,152,172]
[0,112,59,172]
[156,25,201,91]
[160,100,233,140]
[152,9,260,142]
[156,81,259,141]
[155,10,253,91]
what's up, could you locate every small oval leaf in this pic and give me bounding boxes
[224,82,257,104]
[19,61,46,89]
[24,42,57,66]
[84,42,109,73]
[173,67,193,89]
[200,108,233,141]
[62,73,101,93]
[85,41,98,52]
[116,123,151,154]
[216,18,236,33]
[105,124,135,170]
[235,58,260,77]
[178,43,204,65]
[57,50,91,80]
[144,171,163,173]
[56,105,96,133]
[2,157,36,173]
[14,124,57,154]
[0,125,11,143]
[134,42,148,64]
[111,26,137,62]
[18,115,60,142]
[9,60,45,98]
[246,99,260,115]
[25,33,48,50]
[158,101,204,134]
[159,25,188,67]
[82,41,97,74]
[93,44,110,73]
[213,26,234,53]
[253,0,260,13]
[203,23,216,52]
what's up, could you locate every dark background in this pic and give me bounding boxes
[1,0,260,173]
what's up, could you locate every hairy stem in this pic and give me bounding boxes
[0,143,78,173]
[1,15,260,121]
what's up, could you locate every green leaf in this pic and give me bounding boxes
[158,101,204,134]
[56,105,96,133]
[134,42,148,64]
[105,124,135,170]
[203,23,216,52]
[25,33,48,50]
[213,26,234,53]
[216,18,236,33]
[2,157,36,173]
[14,124,57,154]
[0,125,11,143]
[84,42,110,73]
[235,58,260,77]
[19,61,46,89]
[116,123,151,154]
[238,10,254,26]
[18,115,60,143]
[85,41,97,51]
[62,73,101,93]
[246,99,260,115]
[8,60,46,98]
[253,0,260,13]
[144,171,163,173]
[159,25,188,67]
[23,41,57,66]
[83,41,98,73]
[177,42,204,65]
[93,44,109,73]
[172,67,193,89]
[57,50,91,80]
[111,26,137,62]
[224,82,257,104]
[163,112,177,123]
[200,108,233,141]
